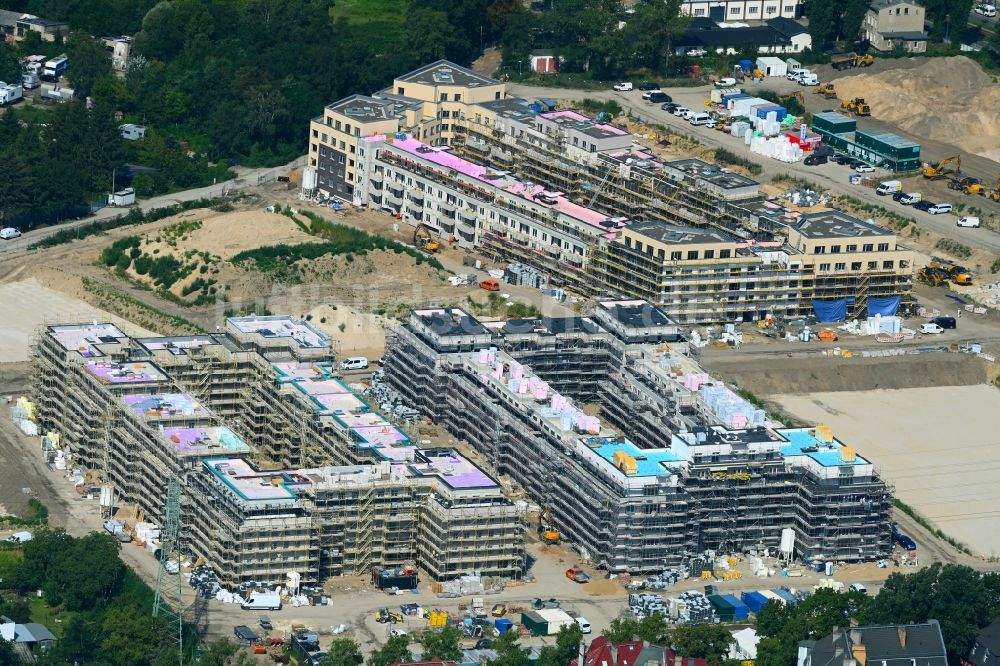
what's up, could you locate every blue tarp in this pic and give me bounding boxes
[812,298,847,322]
[739,59,755,71]
[867,296,900,316]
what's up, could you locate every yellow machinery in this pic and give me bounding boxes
[921,259,972,286]
[988,174,1000,201]
[840,97,871,116]
[855,53,875,67]
[413,223,440,252]
[950,176,985,195]
[539,507,560,544]
[831,52,875,69]
[777,91,804,107]
[922,155,961,179]
[814,83,837,99]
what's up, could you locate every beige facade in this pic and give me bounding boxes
[308,60,505,202]
[863,0,927,52]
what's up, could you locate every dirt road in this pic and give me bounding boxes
[509,83,1000,254]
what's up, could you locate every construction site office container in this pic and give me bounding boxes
[753,105,788,122]
[721,594,750,620]
[521,611,549,636]
[708,594,736,621]
[811,112,856,135]
[740,591,769,613]
[855,130,921,161]
[723,92,748,106]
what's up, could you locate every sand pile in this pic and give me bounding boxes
[306,303,387,359]
[834,56,1000,160]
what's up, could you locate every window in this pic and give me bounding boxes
[694,7,705,14]
[335,120,342,131]
[784,4,794,11]
[830,245,841,253]
[495,92,501,99]
[883,260,894,269]
[397,87,405,95]
[868,261,877,270]
[704,250,715,259]
[312,129,318,138]
[878,242,890,251]
[345,124,352,134]
[687,250,699,260]
[730,6,740,12]
[819,263,831,271]
[720,249,732,259]
[835,262,846,271]
[814,246,825,254]
[748,6,759,13]
[863,243,874,252]
[904,6,909,12]
[440,93,447,101]
[349,145,355,154]
[453,93,462,102]
[671,251,682,260]
[846,244,857,252]
[852,262,862,270]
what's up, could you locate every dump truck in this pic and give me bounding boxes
[831,52,875,70]
[566,567,591,583]
[922,155,961,180]
[840,97,871,116]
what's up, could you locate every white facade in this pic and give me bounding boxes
[682,0,801,19]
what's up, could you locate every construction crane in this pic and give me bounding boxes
[153,477,183,665]
[413,223,440,253]
[840,97,871,116]
[922,155,961,180]
[814,83,837,99]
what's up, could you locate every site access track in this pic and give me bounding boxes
[0,159,303,256]
[508,83,1000,255]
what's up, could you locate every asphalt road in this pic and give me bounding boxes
[0,160,302,255]
[509,82,1000,254]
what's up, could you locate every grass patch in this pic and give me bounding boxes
[0,499,49,528]
[329,0,408,24]
[714,148,763,175]
[81,277,204,334]
[576,98,624,117]
[893,498,973,556]
[935,238,973,260]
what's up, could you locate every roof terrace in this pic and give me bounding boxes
[49,323,126,357]
[137,335,219,356]
[161,426,250,455]
[226,315,331,350]
[85,360,168,385]
[204,458,304,503]
[123,393,206,419]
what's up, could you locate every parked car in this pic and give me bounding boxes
[576,617,593,633]
[931,315,957,329]
[957,215,981,227]
[899,192,922,205]
[340,356,369,370]
[389,628,408,637]
[804,154,828,166]
[854,164,875,173]
[928,203,953,215]
[919,322,945,335]
[661,102,678,112]
[686,48,707,56]
[975,3,997,16]
[913,200,934,211]
[892,191,907,201]
[648,91,670,103]
[895,533,917,550]
[672,106,691,117]
[849,583,868,594]
[613,82,633,91]
[833,155,855,165]
[715,77,737,87]
[641,89,663,100]
[475,639,493,649]
[638,81,660,90]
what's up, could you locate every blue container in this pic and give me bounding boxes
[721,594,750,621]
[754,105,787,122]
[739,59,755,72]
[772,588,797,605]
[495,618,514,634]
[723,92,749,105]
[741,591,769,614]
[528,102,543,114]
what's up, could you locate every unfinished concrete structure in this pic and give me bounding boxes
[31,317,524,587]
[382,301,893,573]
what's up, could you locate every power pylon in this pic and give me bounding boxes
[153,476,183,665]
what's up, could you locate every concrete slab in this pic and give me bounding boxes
[774,385,1000,557]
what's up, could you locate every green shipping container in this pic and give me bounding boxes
[708,594,736,621]
[520,611,548,636]
[856,131,920,161]
[812,111,856,135]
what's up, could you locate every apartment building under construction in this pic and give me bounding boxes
[382,300,894,573]
[31,316,524,587]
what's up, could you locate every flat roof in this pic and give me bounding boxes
[857,130,920,149]
[407,448,498,489]
[84,360,168,385]
[205,458,304,502]
[123,393,206,419]
[794,210,892,239]
[626,220,734,246]
[227,315,330,349]
[137,335,219,356]
[586,437,683,477]
[414,307,489,337]
[395,59,500,88]
[667,158,759,190]
[326,94,398,123]
[162,426,249,454]
[499,316,601,336]
[779,427,868,467]
[813,111,855,125]
[476,97,538,121]
[541,110,629,138]
[597,300,677,328]
[48,323,126,357]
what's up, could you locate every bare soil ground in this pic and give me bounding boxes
[774,385,1000,557]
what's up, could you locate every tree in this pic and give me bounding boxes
[0,639,17,666]
[421,626,463,660]
[670,624,735,665]
[538,624,583,666]
[604,617,641,642]
[839,0,868,42]
[66,30,113,98]
[807,0,837,49]
[491,631,532,666]
[0,42,19,82]
[320,639,363,666]
[368,635,411,666]
[99,602,165,666]
[628,0,689,75]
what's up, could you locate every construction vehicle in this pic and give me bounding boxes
[566,566,592,583]
[948,176,984,195]
[413,223,440,253]
[922,155,961,180]
[917,265,949,287]
[990,175,1000,201]
[840,97,871,116]
[814,83,837,99]
[921,258,973,286]
[816,329,839,342]
[831,52,875,70]
[376,608,403,624]
[491,603,507,617]
[776,91,804,107]
[538,507,560,544]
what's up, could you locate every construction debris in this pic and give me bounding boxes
[783,188,831,208]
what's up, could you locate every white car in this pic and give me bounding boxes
[928,203,953,215]
[686,48,707,57]
[0,227,21,240]
[389,628,408,637]
[715,77,737,87]
[854,164,875,173]
[975,4,997,16]
[957,216,981,227]
[575,617,592,633]
[613,82,633,91]
[919,323,944,335]
[673,106,691,117]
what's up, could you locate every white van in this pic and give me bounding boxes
[928,203,953,215]
[957,216,981,228]
[0,227,21,240]
[799,73,819,86]
[787,67,809,81]
[672,106,691,117]
[340,356,369,370]
[689,112,713,126]
[875,180,902,195]
[575,617,592,634]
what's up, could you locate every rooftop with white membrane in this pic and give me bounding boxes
[48,323,126,357]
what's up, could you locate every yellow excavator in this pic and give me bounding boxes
[814,83,838,99]
[990,175,1000,202]
[538,507,560,545]
[413,223,440,253]
[777,91,804,106]
[840,97,871,116]
[922,155,961,180]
